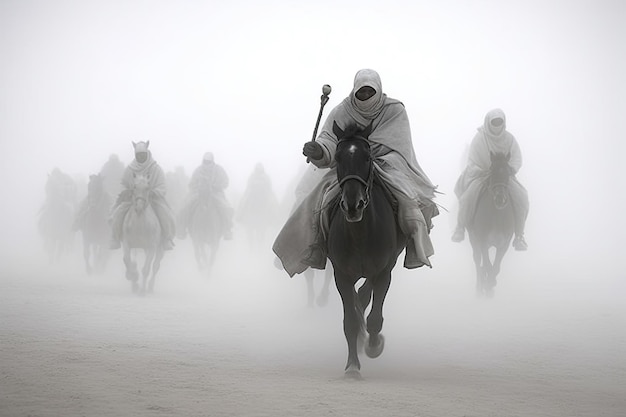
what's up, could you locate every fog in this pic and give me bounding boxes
[1,1,625,416]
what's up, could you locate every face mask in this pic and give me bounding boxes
[135,152,148,163]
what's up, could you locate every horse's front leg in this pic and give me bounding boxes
[364,272,391,359]
[334,271,363,378]
[141,249,155,294]
[481,246,495,297]
[471,243,484,295]
[489,245,509,293]
[123,245,139,292]
[148,247,163,293]
[209,239,220,270]
[83,238,92,275]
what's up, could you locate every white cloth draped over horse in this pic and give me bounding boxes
[109,153,176,244]
[273,69,439,277]
[454,109,529,234]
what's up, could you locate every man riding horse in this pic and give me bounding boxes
[451,108,529,250]
[273,69,439,277]
[177,152,234,240]
[109,141,176,250]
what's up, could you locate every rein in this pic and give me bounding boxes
[337,135,375,204]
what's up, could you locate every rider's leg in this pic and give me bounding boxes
[398,197,433,269]
[153,201,176,250]
[302,184,339,270]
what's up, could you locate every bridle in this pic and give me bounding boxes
[132,177,151,212]
[487,166,510,210]
[336,135,374,208]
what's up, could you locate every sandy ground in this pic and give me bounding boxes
[1,234,624,417]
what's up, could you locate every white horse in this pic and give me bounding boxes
[122,174,164,294]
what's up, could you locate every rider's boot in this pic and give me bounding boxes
[451,225,465,242]
[399,205,431,269]
[512,234,528,251]
[162,239,175,251]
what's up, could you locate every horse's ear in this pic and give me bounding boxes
[132,141,137,149]
[146,140,150,148]
[362,122,373,139]
[332,121,344,139]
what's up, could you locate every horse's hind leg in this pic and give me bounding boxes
[304,269,315,308]
[364,273,390,359]
[316,265,333,307]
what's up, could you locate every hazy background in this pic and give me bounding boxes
[1,1,625,415]
[1,0,625,271]
[0,0,624,307]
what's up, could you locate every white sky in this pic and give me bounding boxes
[1,0,625,271]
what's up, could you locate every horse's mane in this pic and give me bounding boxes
[338,123,361,140]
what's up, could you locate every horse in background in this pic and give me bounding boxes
[75,174,112,275]
[327,122,407,378]
[188,180,223,273]
[38,169,77,264]
[304,262,333,308]
[122,173,164,294]
[236,163,280,250]
[467,152,515,297]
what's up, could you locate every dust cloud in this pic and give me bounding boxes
[1,1,625,416]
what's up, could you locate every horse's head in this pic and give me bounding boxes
[333,121,373,222]
[131,173,151,213]
[488,152,512,210]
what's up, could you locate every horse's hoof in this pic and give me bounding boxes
[365,334,385,358]
[344,367,363,380]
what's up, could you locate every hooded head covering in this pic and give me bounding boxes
[348,69,386,120]
[129,141,154,169]
[482,108,507,140]
[203,152,214,162]
[133,140,150,154]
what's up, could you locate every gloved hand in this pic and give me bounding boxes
[302,141,323,160]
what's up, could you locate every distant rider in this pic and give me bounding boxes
[451,108,529,250]
[109,141,176,250]
[177,152,234,240]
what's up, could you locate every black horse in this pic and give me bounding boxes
[327,121,406,378]
[467,152,515,297]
